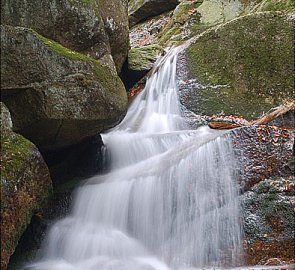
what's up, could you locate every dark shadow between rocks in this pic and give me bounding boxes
[120,59,149,90]
[41,134,108,186]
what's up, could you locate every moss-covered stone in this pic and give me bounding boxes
[1,25,128,151]
[253,0,295,12]
[157,21,183,46]
[1,0,129,72]
[173,1,203,24]
[0,103,52,270]
[128,44,163,71]
[138,0,294,51]
[183,12,294,119]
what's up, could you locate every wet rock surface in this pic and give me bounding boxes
[269,109,295,130]
[231,126,293,191]
[1,25,128,151]
[228,125,294,265]
[0,103,52,270]
[241,177,295,265]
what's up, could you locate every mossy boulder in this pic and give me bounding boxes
[171,0,295,43]
[0,103,52,270]
[129,0,294,49]
[128,44,163,71]
[1,0,129,72]
[129,0,179,27]
[1,25,128,151]
[180,12,294,119]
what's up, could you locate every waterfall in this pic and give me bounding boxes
[26,47,243,270]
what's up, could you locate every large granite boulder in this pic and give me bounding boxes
[1,25,128,151]
[178,12,294,119]
[1,0,129,72]
[129,0,179,27]
[229,126,294,265]
[0,103,52,269]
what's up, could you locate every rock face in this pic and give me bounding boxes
[229,126,294,265]
[231,126,293,191]
[180,12,294,119]
[121,44,163,89]
[0,103,52,270]
[97,0,129,72]
[129,0,179,26]
[128,44,163,71]
[1,0,129,72]
[1,25,128,151]
[242,177,294,265]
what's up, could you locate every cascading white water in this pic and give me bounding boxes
[26,47,243,270]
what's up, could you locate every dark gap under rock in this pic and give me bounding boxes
[42,134,107,186]
[120,59,150,90]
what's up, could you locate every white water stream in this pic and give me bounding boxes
[26,47,244,270]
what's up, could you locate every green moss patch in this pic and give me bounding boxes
[32,30,126,103]
[128,44,163,71]
[1,133,32,192]
[33,31,94,62]
[186,12,294,118]
[255,0,295,12]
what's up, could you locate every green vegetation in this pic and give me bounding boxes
[173,0,203,24]
[32,30,126,102]
[157,22,182,46]
[255,0,295,12]
[128,44,163,71]
[1,133,32,190]
[186,12,294,118]
[33,31,94,62]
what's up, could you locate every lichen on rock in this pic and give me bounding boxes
[0,103,52,270]
[1,0,129,72]
[1,25,128,151]
[128,44,163,71]
[181,12,294,119]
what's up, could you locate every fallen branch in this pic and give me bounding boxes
[208,121,242,130]
[208,100,294,130]
[252,100,294,125]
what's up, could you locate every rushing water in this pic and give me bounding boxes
[26,47,243,270]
